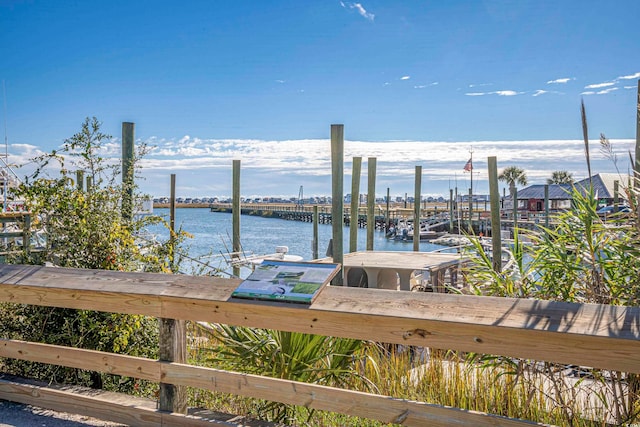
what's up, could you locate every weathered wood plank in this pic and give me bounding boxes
[0,339,160,381]
[162,363,543,427]
[0,265,638,373]
[0,339,542,426]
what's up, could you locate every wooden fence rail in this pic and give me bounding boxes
[0,264,638,426]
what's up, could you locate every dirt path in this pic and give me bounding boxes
[0,401,126,427]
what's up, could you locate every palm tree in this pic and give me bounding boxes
[547,170,574,185]
[498,166,528,198]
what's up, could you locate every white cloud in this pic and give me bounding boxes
[585,82,615,89]
[624,85,636,89]
[275,80,285,83]
[617,72,640,80]
[492,90,520,96]
[132,137,636,198]
[532,90,548,97]
[469,83,492,88]
[597,87,619,95]
[28,135,627,199]
[413,82,437,89]
[400,76,410,80]
[581,91,596,96]
[547,77,573,84]
[340,2,374,21]
[465,90,521,96]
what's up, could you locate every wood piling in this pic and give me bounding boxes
[413,166,421,252]
[159,172,187,414]
[350,157,361,253]
[366,157,376,251]
[488,156,502,272]
[121,122,134,223]
[232,160,241,278]
[313,206,319,259]
[330,125,344,285]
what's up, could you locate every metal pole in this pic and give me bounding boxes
[544,184,549,229]
[449,188,454,232]
[468,188,473,233]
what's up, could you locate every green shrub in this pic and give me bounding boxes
[0,117,182,395]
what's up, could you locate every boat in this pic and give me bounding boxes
[223,245,303,270]
[386,219,445,241]
[407,223,446,240]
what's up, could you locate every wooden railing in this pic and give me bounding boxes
[0,264,638,426]
[0,212,32,257]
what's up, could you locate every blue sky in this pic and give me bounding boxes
[1,0,639,198]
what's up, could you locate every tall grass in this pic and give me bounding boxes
[186,325,610,426]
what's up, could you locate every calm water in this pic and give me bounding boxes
[148,208,450,274]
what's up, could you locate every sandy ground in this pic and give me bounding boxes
[0,401,126,427]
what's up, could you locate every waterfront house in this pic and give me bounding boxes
[503,173,629,216]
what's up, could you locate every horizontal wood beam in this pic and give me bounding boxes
[162,362,537,427]
[0,339,159,381]
[0,265,638,373]
[0,339,536,427]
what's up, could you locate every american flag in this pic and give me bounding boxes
[463,158,473,172]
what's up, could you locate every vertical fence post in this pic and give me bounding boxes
[350,157,362,253]
[366,157,376,251]
[331,124,344,285]
[413,166,422,252]
[121,122,134,223]
[232,160,241,278]
[158,318,187,414]
[488,157,502,272]
[159,173,187,414]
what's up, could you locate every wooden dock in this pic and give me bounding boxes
[209,202,453,229]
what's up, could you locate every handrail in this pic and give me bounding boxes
[0,264,638,426]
